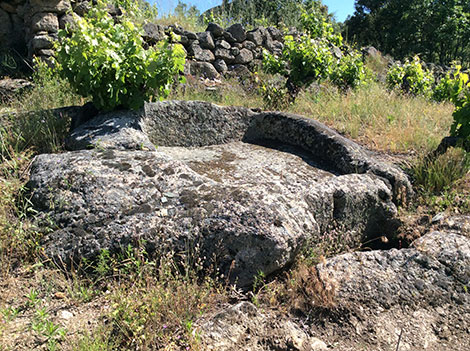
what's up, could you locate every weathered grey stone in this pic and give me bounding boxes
[197,302,328,351]
[213,59,228,74]
[186,61,219,79]
[215,39,231,50]
[31,0,70,14]
[28,101,412,287]
[331,45,343,60]
[183,30,197,40]
[312,231,470,350]
[72,0,90,16]
[31,12,59,33]
[58,13,76,30]
[267,26,283,41]
[227,23,246,43]
[189,41,215,62]
[206,22,224,37]
[142,23,165,44]
[242,40,256,50]
[30,34,54,50]
[65,109,156,151]
[197,31,215,50]
[230,47,240,56]
[0,78,33,102]
[234,48,253,64]
[227,64,251,78]
[222,30,236,43]
[214,48,235,63]
[37,48,54,56]
[246,28,264,46]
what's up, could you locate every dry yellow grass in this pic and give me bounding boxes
[291,82,454,154]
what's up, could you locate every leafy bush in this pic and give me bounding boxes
[259,74,291,110]
[433,65,470,103]
[330,52,369,90]
[56,0,186,111]
[386,56,434,96]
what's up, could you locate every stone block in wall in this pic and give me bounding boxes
[227,64,251,78]
[59,12,77,30]
[223,31,236,44]
[213,59,227,74]
[185,60,219,80]
[214,48,235,63]
[234,48,253,64]
[32,12,59,33]
[72,1,90,16]
[30,0,71,15]
[183,30,197,40]
[267,26,282,41]
[0,2,17,13]
[206,22,223,38]
[230,47,240,56]
[246,28,264,46]
[142,23,165,45]
[197,31,215,50]
[226,23,246,43]
[215,39,230,50]
[189,42,215,62]
[242,40,256,51]
[31,34,54,50]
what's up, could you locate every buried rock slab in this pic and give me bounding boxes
[28,101,412,286]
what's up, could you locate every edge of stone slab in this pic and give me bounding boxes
[245,111,413,206]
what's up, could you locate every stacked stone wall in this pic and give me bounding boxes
[0,0,288,79]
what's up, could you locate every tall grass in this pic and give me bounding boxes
[292,82,454,153]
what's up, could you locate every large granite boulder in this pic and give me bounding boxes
[309,230,470,350]
[28,101,413,286]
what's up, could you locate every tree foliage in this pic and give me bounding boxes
[204,0,331,28]
[345,0,470,67]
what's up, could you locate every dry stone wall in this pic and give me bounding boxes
[0,0,287,78]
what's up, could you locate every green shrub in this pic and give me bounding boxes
[330,52,370,90]
[259,74,291,110]
[433,65,470,103]
[386,56,434,96]
[56,0,186,111]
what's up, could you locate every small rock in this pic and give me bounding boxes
[432,213,445,224]
[58,310,73,320]
[142,23,166,44]
[215,39,231,50]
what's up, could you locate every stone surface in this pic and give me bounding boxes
[206,22,223,37]
[30,34,54,50]
[311,231,470,350]
[234,48,254,64]
[0,8,13,49]
[28,101,412,287]
[30,0,70,14]
[197,302,328,351]
[31,12,59,33]
[227,23,246,43]
[246,28,264,46]
[185,61,219,79]
[65,109,155,151]
[197,31,215,50]
[58,13,76,30]
[0,78,33,102]
[189,41,215,62]
[214,48,235,63]
[142,23,165,44]
[213,59,228,74]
